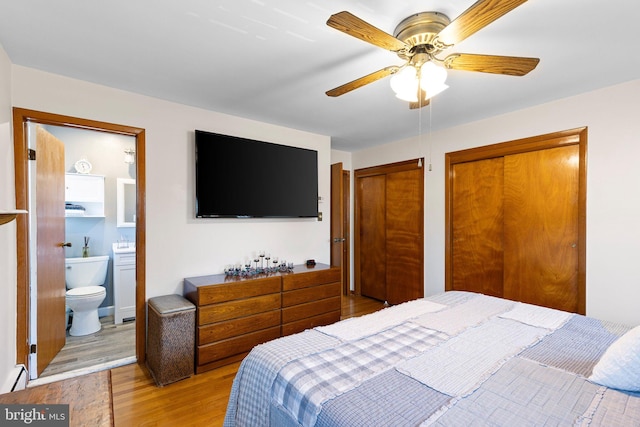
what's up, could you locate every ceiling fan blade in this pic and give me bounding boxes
[435,0,529,48]
[326,66,399,97]
[327,11,409,53]
[444,53,539,76]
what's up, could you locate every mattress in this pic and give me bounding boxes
[223,291,640,426]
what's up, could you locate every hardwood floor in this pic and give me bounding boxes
[0,370,114,427]
[111,294,384,426]
[340,293,388,320]
[40,316,135,379]
[43,292,375,381]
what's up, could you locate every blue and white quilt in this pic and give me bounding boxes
[223,291,640,427]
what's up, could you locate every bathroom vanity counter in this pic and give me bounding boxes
[112,243,136,324]
[112,243,135,254]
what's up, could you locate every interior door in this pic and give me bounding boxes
[385,168,424,305]
[330,163,351,295]
[330,163,344,273]
[451,157,504,297]
[503,145,580,312]
[14,108,147,370]
[356,159,424,304]
[446,128,586,314]
[341,169,351,295]
[33,125,67,376]
[357,175,386,301]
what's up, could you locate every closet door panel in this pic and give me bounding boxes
[503,145,580,312]
[386,169,424,305]
[358,175,387,301]
[451,158,505,297]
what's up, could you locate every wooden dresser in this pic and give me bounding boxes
[281,266,341,336]
[184,263,340,373]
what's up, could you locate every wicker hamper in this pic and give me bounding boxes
[147,294,195,386]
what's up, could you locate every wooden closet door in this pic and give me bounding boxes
[358,175,387,301]
[451,157,504,297]
[446,128,586,314]
[356,159,425,304]
[503,145,580,312]
[386,168,424,305]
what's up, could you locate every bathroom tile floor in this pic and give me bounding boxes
[40,315,135,379]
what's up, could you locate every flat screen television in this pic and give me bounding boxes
[195,130,319,218]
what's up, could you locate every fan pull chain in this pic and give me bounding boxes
[428,97,433,171]
[418,81,423,168]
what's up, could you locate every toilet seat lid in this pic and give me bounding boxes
[66,286,105,297]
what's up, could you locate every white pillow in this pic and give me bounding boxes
[589,325,640,392]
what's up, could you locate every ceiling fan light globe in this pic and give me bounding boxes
[420,62,447,86]
[390,66,419,101]
[395,91,419,102]
[392,83,420,102]
[390,66,417,91]
[422,83,449,99]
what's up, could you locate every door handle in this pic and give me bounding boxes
[59,242,72,247]
[333,237,346,243]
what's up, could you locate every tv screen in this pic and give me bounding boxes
[195,130,319,218]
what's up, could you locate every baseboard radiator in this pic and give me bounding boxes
[2,365,27,393]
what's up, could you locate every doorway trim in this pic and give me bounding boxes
[13,107,147,368]
[341,168,351,295]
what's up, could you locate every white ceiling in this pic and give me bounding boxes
[1,0,639,151]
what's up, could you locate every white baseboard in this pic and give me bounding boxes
[98,305,114,318]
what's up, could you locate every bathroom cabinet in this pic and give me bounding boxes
[65,173,105,217]
[113,244,136,324]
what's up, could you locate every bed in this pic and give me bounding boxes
[223,291,640,426]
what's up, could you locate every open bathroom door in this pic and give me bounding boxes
[31,125,67,376]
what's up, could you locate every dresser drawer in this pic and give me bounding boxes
[194,276,281,305]
[282,282,341,307]
[197,326,281,365]
[198,293,280,325]
[282,296,341,324]
[282,311,341,336]
[185,263,342,373]
[198,310,281,345]
[282,267,340,291]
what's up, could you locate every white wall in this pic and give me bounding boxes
[0,43,19,392]
[353,79,640,327]
[330,150,352,171]
[0,65,331,391]
[9,66,331,301]
[3,46,639,388]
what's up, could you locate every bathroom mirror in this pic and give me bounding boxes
[117,178,136,228]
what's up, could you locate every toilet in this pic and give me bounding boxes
[65,255,109,336]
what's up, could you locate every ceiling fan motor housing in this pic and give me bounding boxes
[393,11,451,59]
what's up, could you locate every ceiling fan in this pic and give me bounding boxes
[325,0,540,109]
